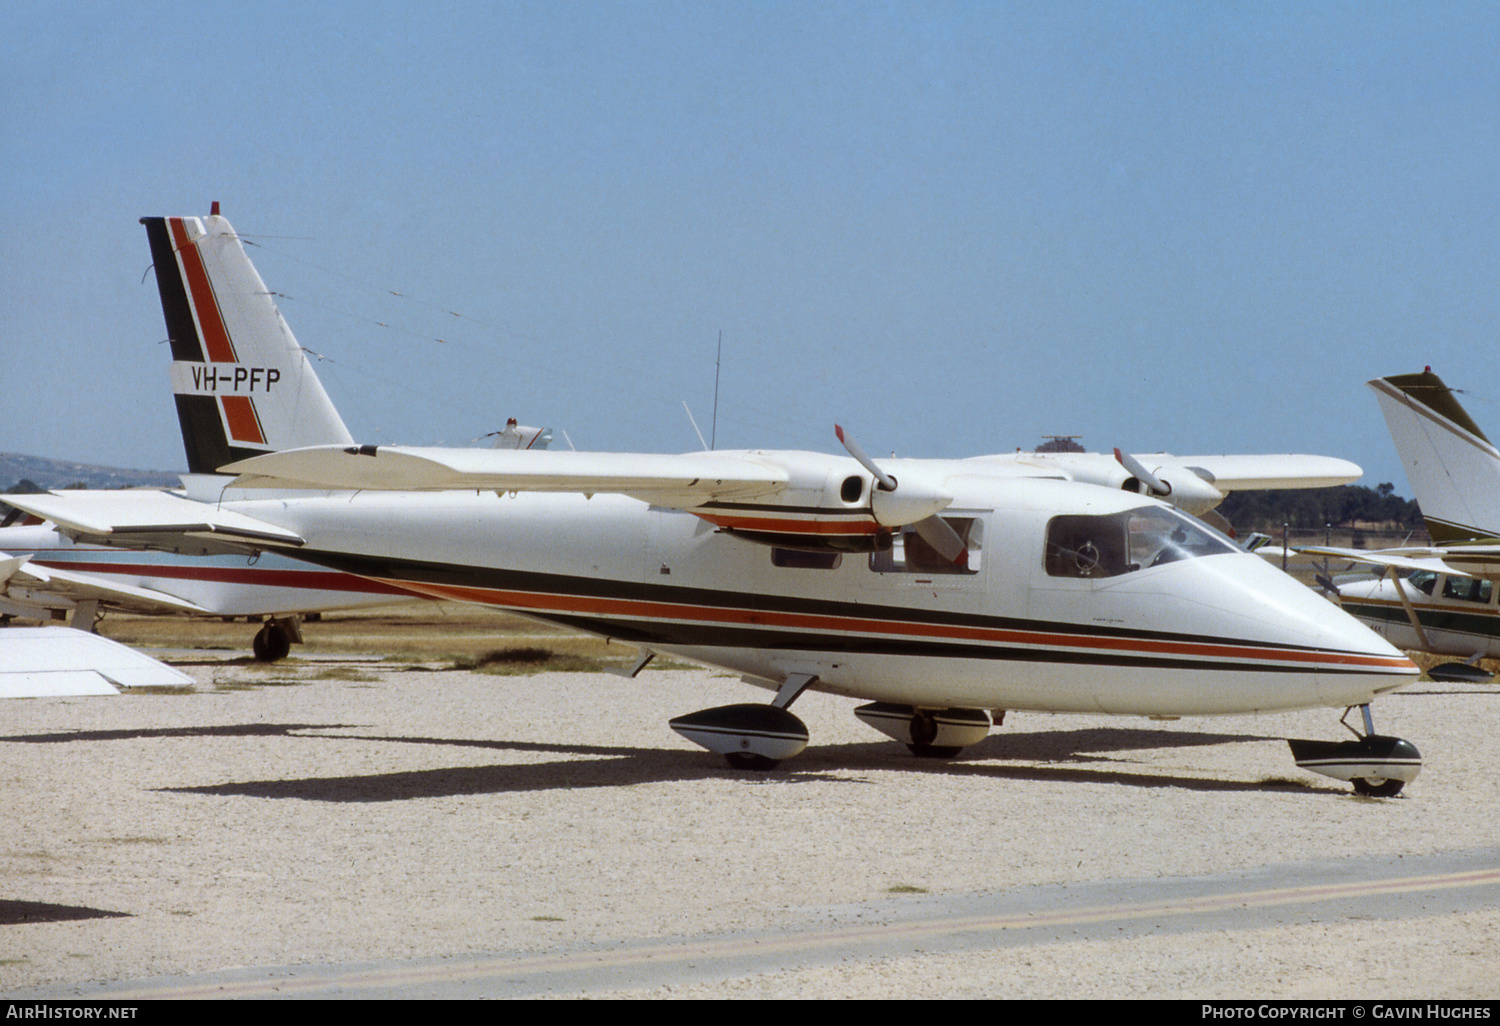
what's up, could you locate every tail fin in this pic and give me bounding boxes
[1369,369,1500,543]
[141,212,354,475]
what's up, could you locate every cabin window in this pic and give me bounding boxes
[1408,570,1438,595]
[771,548,842,570]
[868,516,981,575]
[1045,506,1234,579]
[1441,575,1493,604]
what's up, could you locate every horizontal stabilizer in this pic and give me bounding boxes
[0,627,194,698]
[0,552,210,615]
[1,490,304,552]
[221,445,791,505]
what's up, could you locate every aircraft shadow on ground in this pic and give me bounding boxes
[0,724,359,745]
[0,900,130,926]
[149,722,1331,802]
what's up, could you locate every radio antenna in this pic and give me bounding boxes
[711,330,722,450]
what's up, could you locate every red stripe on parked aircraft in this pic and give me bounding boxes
[33,560,415,596]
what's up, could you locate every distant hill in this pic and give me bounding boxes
[0,452,181,492]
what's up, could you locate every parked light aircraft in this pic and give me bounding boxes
[1305,369,1500,679]
[3,210,1426,794]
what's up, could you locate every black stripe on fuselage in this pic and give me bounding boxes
[284,547,1390,674]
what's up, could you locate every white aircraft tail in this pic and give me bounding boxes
[142,209,354,475]
[1369,369,1500,544]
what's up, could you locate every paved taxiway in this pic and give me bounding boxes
[2,657,1497,999]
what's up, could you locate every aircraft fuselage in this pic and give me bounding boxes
[223,473,1416,716]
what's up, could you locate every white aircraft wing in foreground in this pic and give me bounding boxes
[5,209,1423,796]
[0,627,193,698]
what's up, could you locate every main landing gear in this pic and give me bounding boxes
[669,675,997,770]
[251,616,303,662]
[853,703,992,758]
[669,674,817,770]
[1288,704,1421,797]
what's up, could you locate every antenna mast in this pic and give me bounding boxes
[711,330,722,450]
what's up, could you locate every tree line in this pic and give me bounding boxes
[1216,482,1422,532]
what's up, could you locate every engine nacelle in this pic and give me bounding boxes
[1120,463,1225,516]
[868,468,954,528]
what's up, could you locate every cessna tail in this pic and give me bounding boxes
[1308,369,1500,677]
[1369,369,1500,546]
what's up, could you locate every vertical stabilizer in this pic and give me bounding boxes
[1369,369,1500,544]
[141,213,354,474]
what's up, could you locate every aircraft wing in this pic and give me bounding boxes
[1168,455,1363,492]
[1298,544,1500,579]
[0,626,194,698]
[1296,546,1461,576]
[1,489,305,553]
[0,552,210,616]
[219,445,791,505]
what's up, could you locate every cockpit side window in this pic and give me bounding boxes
[1045,506,1234,579]
[1045,514,1129,578]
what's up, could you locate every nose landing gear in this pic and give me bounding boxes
[1288,704,1421,797]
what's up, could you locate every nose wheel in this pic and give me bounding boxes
[1288,704,1421,797]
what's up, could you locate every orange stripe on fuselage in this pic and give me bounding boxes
[371,578,1415,672]
[168,217,237,363]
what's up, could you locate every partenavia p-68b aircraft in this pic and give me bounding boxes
[5,210,1424,795]
[1306,369,1500,679]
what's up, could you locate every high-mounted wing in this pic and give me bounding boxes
[1299,544,1500,580]
[220,445,791,505]
[1295,545,1474,577]
[220,442,956,553]
[1169,454,1363,492]
[977,450,1362,518]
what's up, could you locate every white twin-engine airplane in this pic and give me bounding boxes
[5,210,1424,794]
[1304,369,1500,681]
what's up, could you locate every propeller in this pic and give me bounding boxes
[1114,448,1171,497]
[835,425,967,568]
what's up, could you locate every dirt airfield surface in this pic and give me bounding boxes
[1,605,1498,999]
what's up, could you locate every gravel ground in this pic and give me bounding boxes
[1,658,1497,999]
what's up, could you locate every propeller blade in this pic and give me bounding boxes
[835,425,897,492]
[913,514,969,570]
[1114,448,1171,497]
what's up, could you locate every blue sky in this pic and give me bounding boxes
[4,1,1499,494]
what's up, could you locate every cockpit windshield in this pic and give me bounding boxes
[1045,505,1237,579]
